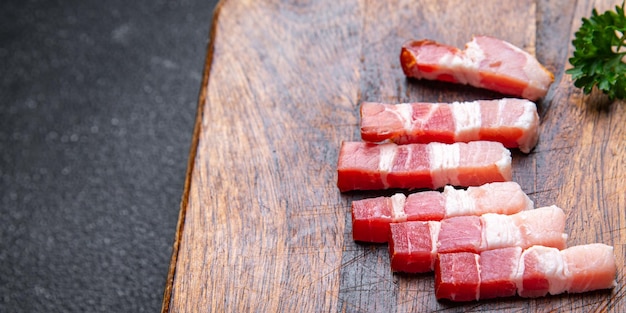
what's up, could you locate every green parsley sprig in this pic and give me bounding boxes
[566,2,626,100]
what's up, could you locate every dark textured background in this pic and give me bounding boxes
[0,0,218,311]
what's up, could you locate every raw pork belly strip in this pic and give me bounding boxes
[389,206,567,273]
[351,182,533,243]
[360,98,539,153]
[435,244,617,302]
[336,141,511,192]
[400,35,554,101]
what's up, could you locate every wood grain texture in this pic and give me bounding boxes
[163,0,626,312]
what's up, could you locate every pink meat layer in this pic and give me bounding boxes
[435,252,481,302]
[400,36,554,101]
[561,244,617,293]
[389,221,439,274]
[360,99,539,153]
[388,206,567,273]
[437,215,483,253]
[434,244,616,301]
[336,141,511,192]
[479,247,522,299]
[351,182,533,243]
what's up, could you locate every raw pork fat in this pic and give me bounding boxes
[434,244,617,301]
[337,141,511,192]
[400,36,554,100]
[360,99,539,153]
[351,182,533,243]
[389,206,567,273]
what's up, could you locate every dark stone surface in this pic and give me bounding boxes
[0,0,217,311]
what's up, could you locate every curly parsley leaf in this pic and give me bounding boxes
[566,2,626,100]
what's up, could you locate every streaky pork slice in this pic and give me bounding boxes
[434,244,617,301]
[336,141,511,192]
[388,206,568,273]
[400,35,554,101]
[351,182,533,243]
[360,98,539,153]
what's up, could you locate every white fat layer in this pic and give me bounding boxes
[514,249,525,293]
[395,104,438,144]
[429,221,441,270]
[512,99,539,153]
[378,143,397,172]
[390,193,407,221]
[437,53,469,83]
[429,143,460,188]
[421,104,438,127]
[495,147,512,180]
[461,39,484,86]
[512,99,536,128]
[443,186,476,217]
[378,143,396,189]
[452,101,482,142]
[481,213,522,250]
[496,98,507,126]
[545,248,571,295]
[392,103,414,132]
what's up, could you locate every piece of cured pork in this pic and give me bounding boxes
[337,141,511,192]
[351,182,533,243]
[434,244,617,301]
[400,36,554,101]
[388,206,568,273]
[360,98,539,153]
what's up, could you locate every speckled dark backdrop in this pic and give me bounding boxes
[0,0,218,311]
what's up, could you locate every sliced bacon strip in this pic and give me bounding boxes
[388,206,567,273]
[351,182,533,243]
[434,244,616,301]
[336,141,511,192]
[360,98,539,153]
[400,36,554,101]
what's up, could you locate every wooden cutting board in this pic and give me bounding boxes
[162,0,625,312]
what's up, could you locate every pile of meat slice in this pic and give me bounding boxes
[336,36,617,302]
